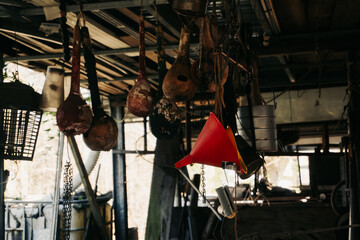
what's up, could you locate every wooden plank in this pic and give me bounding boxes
[110,80,134,89]
[98,82,125,94]
[117,7,178,43]
[67,136,110,240]
[8,0,169,17]
[66,12,129,49]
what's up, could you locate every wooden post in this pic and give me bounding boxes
[145,133,182,239]
[347,50,360,239]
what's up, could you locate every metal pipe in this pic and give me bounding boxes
[143,117,147,152]
[185,101,192,153]
[0,55,5,240]
[0,52,3,82]
[49,132,64,240]
[245,85,257,151]
[347,50,360,240]
[112,149,154,155]
[22,205,25,240]
[110,104,128,240]
[0,158,5,240]
[5,197,110,204]
[94,74,157,84]
[178,169,222,221]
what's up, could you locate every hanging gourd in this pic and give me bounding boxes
[172,0,208,17]
[56,20,93,136]
[81,26,118,151]
[149,24,181,138]
[126,10,154,117]
[162,25,199,101]
[190,15,215,91]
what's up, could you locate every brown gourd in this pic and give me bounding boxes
[191,15,229,92]
[162,25,198,101]
[56,22,93,136]
[81,27,118,151]
[149,25,181,138]
[126,13,154,117]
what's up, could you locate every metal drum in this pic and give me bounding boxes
[237,105,277,152]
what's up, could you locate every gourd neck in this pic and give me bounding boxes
[138,14,146,82]
[70,24,81,94]
[178,25,191,57]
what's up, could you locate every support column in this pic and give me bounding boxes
[0,52,5,240]
[143,117,147,151]
[347,50,360,239]
[111,103,128,240]
[185,101,191,153]
[0,159,5,240]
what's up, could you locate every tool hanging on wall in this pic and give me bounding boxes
[56,18,93,136]
[126,4,154,117]
[149,7,181,138]
[81,25,118,151]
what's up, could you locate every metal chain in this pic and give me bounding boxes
[201,164,206,203]
[62,158,73,240]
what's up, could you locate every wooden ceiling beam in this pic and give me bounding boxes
[0,0,169,18]
[4,43,198,62]
[88,74,159,84]
[144,5,180,38]
[0,0,27,7]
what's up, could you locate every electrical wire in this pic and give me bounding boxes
[134,133,177,169]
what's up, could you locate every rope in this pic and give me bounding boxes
[59,0,70,62]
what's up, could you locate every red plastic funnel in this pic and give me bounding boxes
[175,112,239,169]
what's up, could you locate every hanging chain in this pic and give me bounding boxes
[62,156,73,240]
[201,164,206,203]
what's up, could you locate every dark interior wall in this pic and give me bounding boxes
[217,204,338,240]
[171,203,340,240]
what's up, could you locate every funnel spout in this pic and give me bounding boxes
[175,155,193,169]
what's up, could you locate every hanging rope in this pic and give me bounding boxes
[214,50,225,124]
[59,0,70,62]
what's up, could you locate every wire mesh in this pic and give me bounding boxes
[0,108,42,161]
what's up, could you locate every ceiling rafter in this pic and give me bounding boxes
[4,43,198,62]
[0,0,169,18]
